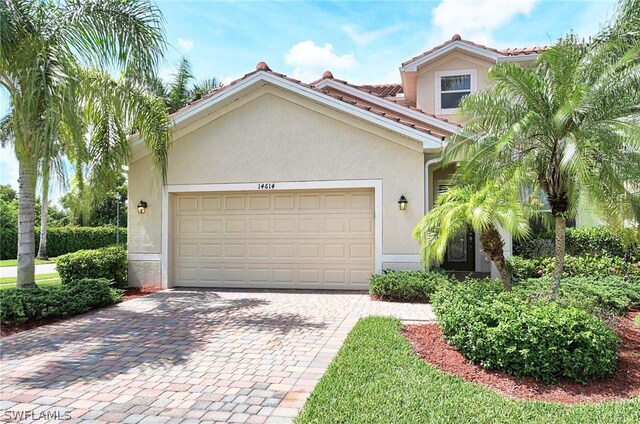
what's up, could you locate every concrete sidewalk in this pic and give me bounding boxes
[0,263,57,278]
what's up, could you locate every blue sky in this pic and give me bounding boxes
[0,0,619,198]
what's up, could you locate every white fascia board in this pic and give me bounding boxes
[401,42,502,72]
[314,79,462,135]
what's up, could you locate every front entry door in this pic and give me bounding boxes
[442,228,475,271]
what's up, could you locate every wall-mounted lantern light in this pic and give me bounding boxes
[398,195,408,211]
[137,200,148,214]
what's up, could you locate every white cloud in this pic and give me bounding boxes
[177,37,194,53]
[342,24,404,46]
[432,0,538,44]
[284,40,356,82]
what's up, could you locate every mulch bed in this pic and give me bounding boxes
[404,311,640,404]
[0,287,162,338]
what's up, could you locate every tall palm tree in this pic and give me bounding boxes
[448,34,640,300]
[0,0,172,288]
[413,178,533,290]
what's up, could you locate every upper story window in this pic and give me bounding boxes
[435,69,477,115]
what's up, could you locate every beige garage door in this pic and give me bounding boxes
[172,188,374,289]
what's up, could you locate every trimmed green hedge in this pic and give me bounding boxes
[0,226,126,260]
[514,227,639,259]
[507,254,640,282]
[514,276,640,317]
[56,246,128,287]
[0,278,123,324]
[369,269,451,302]
[432,280,620,384]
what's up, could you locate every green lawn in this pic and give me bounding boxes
[296,317,640,424]
[0,258,56,267]
[635,314,640,327]
[0,273,61,289]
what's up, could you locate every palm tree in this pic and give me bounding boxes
[413,179,533,290]
[148,57,222,113]
[448,34,640,300]
[0,0,172,288]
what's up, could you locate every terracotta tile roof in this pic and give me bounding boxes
[311,75,460,129]
[356,84,404,98]
[318,85,450,139]
[171,62,452,141]
[312,71,403,98]
[402,34,549,67]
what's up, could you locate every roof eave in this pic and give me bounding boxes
[315,78,462,135]
[496,53,541,63]
[400,41,503,72]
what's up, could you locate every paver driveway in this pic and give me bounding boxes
[0,289,434,424]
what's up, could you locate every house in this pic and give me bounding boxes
[128,35,548,290]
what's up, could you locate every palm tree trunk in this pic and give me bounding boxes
[37,162,50,260]
[479,225,512,291]
[17,157,37,289]
[550,215,566,301]
[75,162,86,226]
[493,254,512,291]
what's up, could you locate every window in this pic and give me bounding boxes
[435,69,477,115]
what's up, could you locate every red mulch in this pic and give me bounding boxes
[0,287,162,338]
[121,286,162,302]
[403,311,640,404]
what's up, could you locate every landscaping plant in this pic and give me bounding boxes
[413,179,533,290]
[56,246,128,288]
[369,269,451,302]
[508,254,640,283]
[432,280,620,383]
[0,278,123,324]
[0,226,126,260]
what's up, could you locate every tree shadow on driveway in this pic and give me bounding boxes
[3,290,327,390]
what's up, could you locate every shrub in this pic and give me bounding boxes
[0,226,126,260]
[432,280,620,383]
[57,246,128,287]
[0,278,123,324]
[507,256,543,279]
[369,269,451,302]
[507,254,640,282]
[514,276,640,317]
[513,227,639,259]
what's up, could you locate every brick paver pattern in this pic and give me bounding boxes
[0,289,434,424]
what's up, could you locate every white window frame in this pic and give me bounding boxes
[435,69,477,115]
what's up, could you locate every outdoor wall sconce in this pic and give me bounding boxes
[398,195,408,211]
[137,200,148,214]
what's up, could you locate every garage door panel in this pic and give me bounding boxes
[173,189,374,289]
[201,196,222,210]
[177,196,198,211]
[201,219,222,233]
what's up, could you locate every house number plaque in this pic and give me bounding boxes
[258,183,276,190]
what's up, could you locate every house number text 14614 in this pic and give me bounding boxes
[258,183,276,190]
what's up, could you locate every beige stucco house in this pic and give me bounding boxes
[128,35,547,290]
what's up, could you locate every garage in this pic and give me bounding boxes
[171,188,375,289]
